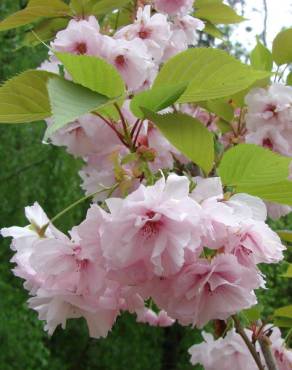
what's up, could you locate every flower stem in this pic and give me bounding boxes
[258,335,279,370]
[232,315,265,370]
[50,184,118,224]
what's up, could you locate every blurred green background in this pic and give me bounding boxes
[0,1,291,369]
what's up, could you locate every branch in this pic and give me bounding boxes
[262,0,268,46]
[232,315,265,370]
[258,336,278,370]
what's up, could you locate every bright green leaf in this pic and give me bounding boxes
[23,18,69,47]
[195,2,244,24]
[206,99,234,122]
[250,37,273,72]
[218,144,292,205]
[243,304,263,322]
[45,77,109,139]
[282,264,292,278]
[203,21,224,40]
[274,305,292,319]
[0,70,53,123]
[277,230,292,243]
[55,52,125,98]
[70,0,95,15]
[142,110,214,174]
[216,119,232,134]
[272,28,292,66]
[287,72,292,86]
[153,48,270,103]
[130,84,187,119]
[0,0,70,32]
[196,0,224,5]
[274,317,292,328]
[92,0,131,16]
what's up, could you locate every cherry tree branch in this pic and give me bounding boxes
[232,315,265,370]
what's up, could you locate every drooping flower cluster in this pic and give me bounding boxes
[1,174,285,337]
[189,327,292,370]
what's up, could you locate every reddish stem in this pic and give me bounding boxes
[133,120,144,147]
[93,112,128,147]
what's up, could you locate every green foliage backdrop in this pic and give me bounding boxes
[0,1,291,369]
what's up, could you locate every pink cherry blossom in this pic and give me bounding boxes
[29,288,119,338]
[189,327,292,370]
[25,205,121,338]
[162,28,188,61]
[173,15,204,46]
[245,84,292,156]
[245,84,292,130]
[47,113,122,158]
[270,326,292,370]
[115,5,172,62]
[101,37,155,91]
[189,329,259,370]
[101,174,203,284]
[51,16,103,57]
[266,202,292,220]
[136,307,175,327]
[1,202,65,292]
[153,254,261,327]
[190,177,223,204]
[154,0,194,16]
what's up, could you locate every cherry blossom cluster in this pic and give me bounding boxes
[189,327,292,370]
[41,2,204,200]
[1,174,285,338]
[244,84,292,219]
[43,2,203,92]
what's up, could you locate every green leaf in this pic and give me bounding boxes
[272,28,292,66]
[277,230,292,243]
[195,2,244,24]
[0,0,70,32]
[0,70,53,123]
[205,99,234,122]
[287,72,292,86]
[45,77,109,139]
[274,305,292,319]
[250,37,273,72]
[203,21,224,40]
[274,317,292,328]
[216,119,232,134]
[153,48,270,103]
[55,52,125,98]
[23,18,69,47]
[282,264,292,278]
[218,144,292,205]
[243,304,263,322]
[70,0,95,15]
[92,0,131,16]
[142,110,214,174]
[130,84,187,119]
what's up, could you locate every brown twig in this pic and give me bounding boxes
[258,336,278,370]
[232,315,265,370]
